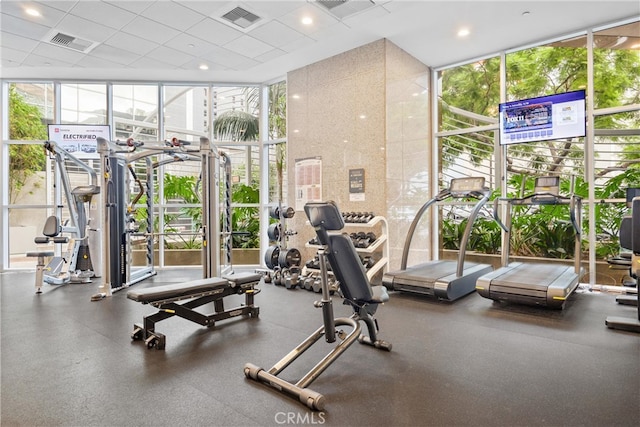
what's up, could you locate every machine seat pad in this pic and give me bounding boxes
[127,277,229,303]
[368,285,389,304]
[223,272,262,286]
[26,251,54,258]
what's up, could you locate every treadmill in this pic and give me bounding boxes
[605,194,640,333]
[476,176,582,309]
[382,177,494,301]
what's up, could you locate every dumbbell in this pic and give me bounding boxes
[269,205,295,219]
[303,275,315,291]
[284,268,299,289]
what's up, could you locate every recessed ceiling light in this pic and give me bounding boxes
[631,43,640,49]
[301,16,313,25]
[292,94,300,99]
[199,64,209,70]
[522,11,531,17]
[25,8,41,17]
[457,28,470,38]
[359,114,366,119]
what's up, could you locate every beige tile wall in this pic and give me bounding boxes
[286,39,431,271]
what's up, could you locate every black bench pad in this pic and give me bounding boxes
[127,278,229,303]
[223,272,262,286]
[127,272,262,304]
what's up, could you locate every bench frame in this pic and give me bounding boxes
[130,276,259,350]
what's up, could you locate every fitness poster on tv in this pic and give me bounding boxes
[498,90,586,145]
[47,124,111,159]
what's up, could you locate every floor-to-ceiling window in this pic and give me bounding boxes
[434,18,640,284]
[1,80,276,271]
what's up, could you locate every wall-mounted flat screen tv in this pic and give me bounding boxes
[499,90,586,145]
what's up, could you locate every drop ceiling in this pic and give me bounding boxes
[1,0,638,83]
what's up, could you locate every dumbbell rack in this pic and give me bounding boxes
[304,215,389,284]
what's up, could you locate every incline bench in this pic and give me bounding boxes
[127,272,260,350]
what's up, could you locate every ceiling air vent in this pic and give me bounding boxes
[221,6,261,29]
[314,0,376,19]
[46,31,98,53]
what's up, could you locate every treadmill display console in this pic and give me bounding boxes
[450,177,486,197]
[534,176,560,195]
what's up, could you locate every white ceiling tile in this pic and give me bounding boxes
[248,20,305,48]
[102,1,155,15]
[0,32,39,52]
[242,1,306,20]
[279,35,316,54]
[0,13,51,40]
[22,52,73,67]
[34,1,78,13]
[180,58,229,72]
[141,1,206,31]
[2,58,19,68]
[163,33,218,57]
[253,48,287,63]
[129,55,178,69]
[145,45,196,67]
[90,43,141,66]
[31,41,86,64]
[278,3,340,37]
[67,1,138,30]
[223,35,273,59]
[186,17,243,46]
[179,1,235,17]
[120,15,181,45]
[75,54,124,69]
[342,4,391,28]
[103,32,160,56]
[1,46,29,64]
[307,22,351,43]
[200,45,257,70]
[0,1,66,27]
[55,14,118,43]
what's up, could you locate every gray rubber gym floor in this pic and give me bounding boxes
[2,268,639,426]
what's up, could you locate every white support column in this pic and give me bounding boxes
[586,29,596,287]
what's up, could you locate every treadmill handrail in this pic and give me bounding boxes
[399,185,491,275]
[495,191,582,273]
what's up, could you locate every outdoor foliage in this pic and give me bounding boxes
[8,86,47,203]
[439,42,640,261]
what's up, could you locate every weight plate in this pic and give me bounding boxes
[269,206,280,219]
[267,223,282,241]
[265,245,280,269]
[278,248,302,268]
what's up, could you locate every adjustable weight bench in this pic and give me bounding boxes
[244,201,391,411]
[127,272,260,350]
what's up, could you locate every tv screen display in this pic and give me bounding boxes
[499,90,586,145]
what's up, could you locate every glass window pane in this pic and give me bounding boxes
[163,85,209,143]
[268,81,287,140]
[212,85,259,142]
[439,57,500,132]
[61,84,107,124]
[112,84,158,142]
[593,21,640,109]
[7,83,51,206]
[8,208,52,268]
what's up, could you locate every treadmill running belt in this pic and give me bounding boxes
[492,263,573,291]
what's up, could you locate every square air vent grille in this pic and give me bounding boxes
[316,0,348,10]
[314,0,376,19]
[45,30,98,53]
[221,6,261,29]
